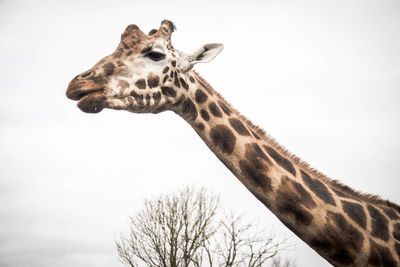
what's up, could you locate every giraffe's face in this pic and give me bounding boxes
[66,21,223,114]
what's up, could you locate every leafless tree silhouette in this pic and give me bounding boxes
[116,187,295,267]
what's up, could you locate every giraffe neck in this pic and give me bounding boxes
[172,71,400,266]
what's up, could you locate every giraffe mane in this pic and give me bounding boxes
[193,71,400,214]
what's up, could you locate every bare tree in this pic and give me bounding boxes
[209,213,293,267]
[116,187,295,267]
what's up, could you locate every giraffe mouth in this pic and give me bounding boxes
[76,91,106,113]
[66,80,107,113]
[67,87,102,101]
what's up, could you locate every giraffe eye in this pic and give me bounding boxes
[145,51,166,61]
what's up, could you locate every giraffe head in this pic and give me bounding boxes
[66,20,223,115]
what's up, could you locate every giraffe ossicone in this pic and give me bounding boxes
[66,20,400,266]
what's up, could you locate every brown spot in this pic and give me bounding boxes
[239,160,272,189]
[147,73,159,88]
[145,94,151,106]
[245,143,271,165]
[292,180,317,209]
[310,227,352,266]
[126,51,133,56]
[114,48,123,57]
[161,86,176,97]
[368,205,389,241]
[229,118,250,136]
[195,89,208,104]
[264,146,296,177]
[196,123,205,130]
[153,92,161,105]
[381,207,400,220]
[90,75,107,85]
[200,109,210,121]
[210,125,236,155]
[328,212,364,252]
[179,78,189,90]
[368,239,397,267]
[162,66,169,74]
[395,243,400,259]
[130,91,143,101]
[162,75,169,83]
[189,76,195,83]
[392,223,400,241]
[118,80,130,90]
[103,62,115,75]
[239,143,272,189]
[311,212,363,266]
[174,71,180,88]
[198,79,213,95]
[276,187,314,227]
[135,79,146,90]
[182,98,197,121]
[342,200,367,229]
[275,176,317,222]
[171,60,176,67]
[209,102,222,118]
[218,101,231,116]
[122,41,129,49]
[300,170,336,206]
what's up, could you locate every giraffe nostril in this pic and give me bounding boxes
[80,70,93,78]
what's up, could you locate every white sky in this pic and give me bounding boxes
[0,0,399,266]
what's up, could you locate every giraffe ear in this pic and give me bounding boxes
[189,43,224,65]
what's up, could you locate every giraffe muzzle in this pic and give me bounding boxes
[66,76,106,113]
[76,91,106,113]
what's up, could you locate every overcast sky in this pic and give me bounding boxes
[0,0,399,266]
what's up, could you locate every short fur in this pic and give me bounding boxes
[193,71,400,214]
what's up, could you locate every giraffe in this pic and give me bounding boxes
[66,20,400,266]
